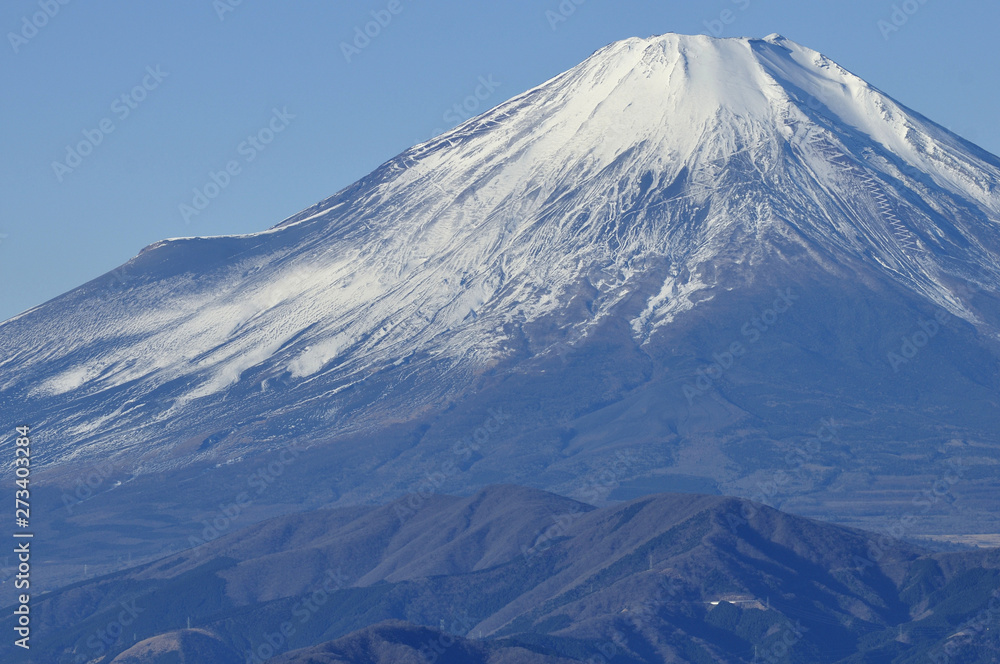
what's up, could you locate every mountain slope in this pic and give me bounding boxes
[5,487,999,664]
[4,33,1000,466]
[109,629,243,664]
[3,33,1000,581]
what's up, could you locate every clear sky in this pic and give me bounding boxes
[2,0,997,322]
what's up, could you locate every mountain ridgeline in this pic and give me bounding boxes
[3,34,1000,541]
[4,486,999,663]
[2,31,1000,662]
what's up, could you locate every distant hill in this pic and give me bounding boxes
[4,486,999,663]
[271,621,580,664]
[4,34,1000,587]
[109,629,243,664]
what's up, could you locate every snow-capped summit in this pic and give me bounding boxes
[2,35,999,534]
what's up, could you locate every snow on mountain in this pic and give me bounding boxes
[2,33,1000,475]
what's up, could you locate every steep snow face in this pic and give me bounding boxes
[2,33,1000,468]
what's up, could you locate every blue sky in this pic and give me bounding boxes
[1,0,998,322]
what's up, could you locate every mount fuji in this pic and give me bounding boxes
[3,33,1000,579]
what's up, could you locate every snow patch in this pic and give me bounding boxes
[289,333,356,378]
